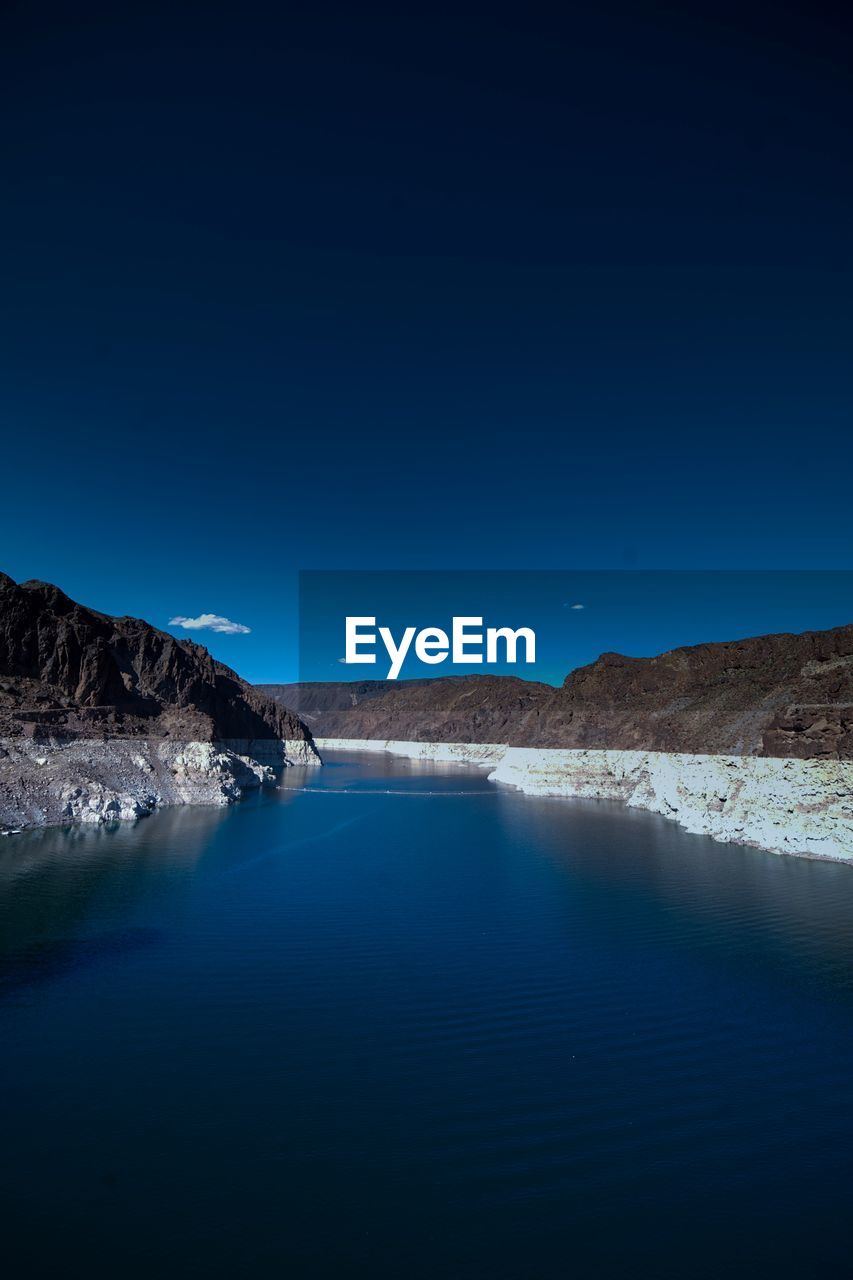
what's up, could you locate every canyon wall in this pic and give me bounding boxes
[267,622,853,760]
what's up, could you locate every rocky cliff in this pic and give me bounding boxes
[526,625,853,758]
[263,622,853,760]
[0,572,313,745]
[0,573,319,830]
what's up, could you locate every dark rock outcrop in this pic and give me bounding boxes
[0,572,314,747]
[527,627,853,757]
[262,623,853,759]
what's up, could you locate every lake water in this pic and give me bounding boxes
[2,751,852,1277]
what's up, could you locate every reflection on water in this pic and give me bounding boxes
[1,753,852,1278]
[0,803,225,957]
[501,791,853,996]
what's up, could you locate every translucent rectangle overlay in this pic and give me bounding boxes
[297,570,853,686]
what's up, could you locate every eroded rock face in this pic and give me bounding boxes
[0,736,307,831]
[0,572,314,747]
[266,623,853,760]
[488,748,853,862]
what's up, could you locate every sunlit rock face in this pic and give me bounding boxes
[488,748,853,862]
[316,738,506,766]
[0,735,319,831]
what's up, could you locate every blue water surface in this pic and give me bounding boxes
[2,751,852,1278]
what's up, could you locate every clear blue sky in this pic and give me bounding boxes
[1,3,851,682]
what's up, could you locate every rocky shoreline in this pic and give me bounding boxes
[316,738,853,863]
[0,736,320,833]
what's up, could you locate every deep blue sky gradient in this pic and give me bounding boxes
[1,2,851,680]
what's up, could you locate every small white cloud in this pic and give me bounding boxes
[169,613,251,635]
[562,602,586,610]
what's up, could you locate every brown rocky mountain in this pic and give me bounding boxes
[0,572,313,747]
[262,676,551,746]
[262,622,853,759]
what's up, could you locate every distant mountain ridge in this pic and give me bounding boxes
[260,675,552,749]
[261,623,853,759]
[0,572,313,747]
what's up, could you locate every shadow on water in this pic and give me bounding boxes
[0,925,163,996]
[0,802,232,995]
[496,789,853,997]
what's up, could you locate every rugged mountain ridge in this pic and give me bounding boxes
[262,622,853,760]
[261,675,550,747]
[0,572,312,746]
